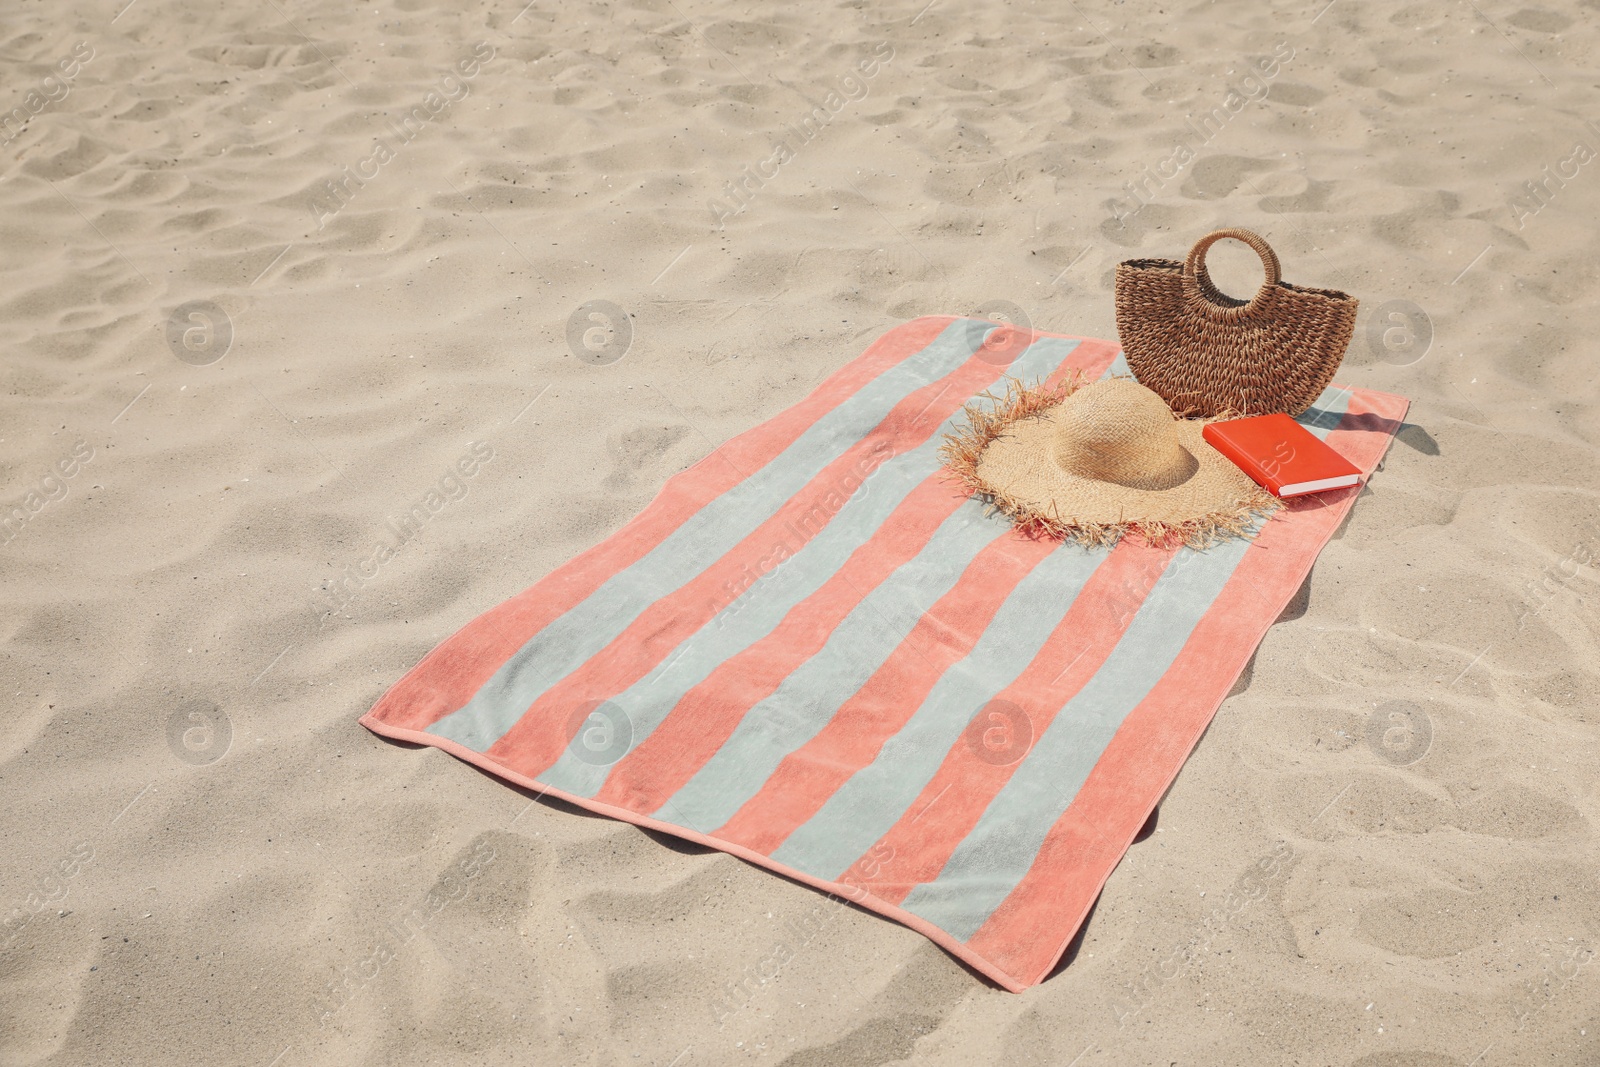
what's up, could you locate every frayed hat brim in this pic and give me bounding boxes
[939,375,1281,551]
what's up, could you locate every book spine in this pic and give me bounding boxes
[1201,425,1284,495]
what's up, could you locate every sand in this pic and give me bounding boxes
[2,0,1598,1063]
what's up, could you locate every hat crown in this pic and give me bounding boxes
[1051,379,1198,490]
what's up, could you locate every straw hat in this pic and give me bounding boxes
[941,375,1279,549]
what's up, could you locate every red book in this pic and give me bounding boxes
[1202,413,1363,498]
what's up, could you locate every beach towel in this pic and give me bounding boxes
[360,316,1408,991]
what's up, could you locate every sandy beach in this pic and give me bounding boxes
[3,0,1598,1063]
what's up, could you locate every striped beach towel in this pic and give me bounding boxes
[361,316,1408,991]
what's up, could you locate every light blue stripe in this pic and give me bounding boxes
[530,337,1084,796]
[425,320,993,752]
[896,383,1359,940]
[767,540,1108,877]
[1298,383,1355,438]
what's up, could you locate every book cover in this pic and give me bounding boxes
[1201,413,1364,498]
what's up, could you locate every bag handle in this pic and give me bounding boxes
[1181,228,1282,313]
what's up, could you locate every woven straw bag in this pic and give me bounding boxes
[1114,228,1358,417]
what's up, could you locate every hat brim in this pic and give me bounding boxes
[941,376,1280,549]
